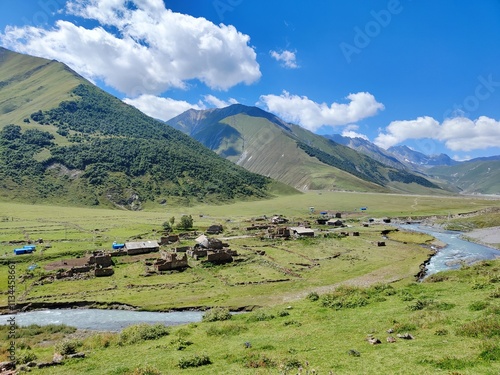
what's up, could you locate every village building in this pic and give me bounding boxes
[153,251,188,271]
[206,224,223,235]
[125,240,160,255]
[327,219,344,227]
[289,226,315,237]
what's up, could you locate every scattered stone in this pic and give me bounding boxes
[387,336,397,343]
[53,353,64,363]
[67,352,85,359]
[367,337,381,345]
[0,362,15,371]
[26,361,37,367]
[387,328,394,333]
[397,333,414,340]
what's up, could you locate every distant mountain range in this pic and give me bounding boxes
[321,134,500,195]
[167,105,443,194]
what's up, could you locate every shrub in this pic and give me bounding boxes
[277,309,290,317]
[246,311,276,322]
[55,339,81,355]
[244,354,276,368]
[306,291,319,301]
[119,324,169,345]
[17,350,37,364]
[178,354,211,369]
[170,337,192,350]
[407,299,434,311]
[202,307,232,322]
[321,286,370,310]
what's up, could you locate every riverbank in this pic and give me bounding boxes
[462,226,500,249]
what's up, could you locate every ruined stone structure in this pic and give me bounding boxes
[95,268,114,277]
[154,252,188,271]
[87,251,113,267]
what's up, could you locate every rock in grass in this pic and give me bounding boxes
[397,333,414,340]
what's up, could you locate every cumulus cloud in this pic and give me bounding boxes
[0,0,261,96]
[203,94,238,108]
[270,49,298,69]
[375,115,500,151]
[374,116,440,149]
[259,91,384,131]
[123,95,204,121]
[124,93,239,121]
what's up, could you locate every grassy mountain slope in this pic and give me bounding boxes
[429,160,500,195]
[0,48,289,207]
[167,105,443,194]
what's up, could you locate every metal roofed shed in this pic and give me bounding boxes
[289,226,315,237]
[125,240,160,255]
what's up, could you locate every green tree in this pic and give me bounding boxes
[177,215,193,230]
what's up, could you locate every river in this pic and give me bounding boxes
[0,308,204,331]
[400,223,500,278]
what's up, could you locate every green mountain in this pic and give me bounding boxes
[0,47,289,208]
[428,160,500,195]
[166,105,443,194]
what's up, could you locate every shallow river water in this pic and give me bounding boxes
[0,308,204,331]
[401,223,500,277]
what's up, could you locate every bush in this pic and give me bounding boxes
[321,286,370,310]
[55,339,81,355]
[119,324,169,345]
[17,350,37,364]
[178,354,211,369]
[244,354,276,368]
[246,311,275,322]
[306,291,319,301]
[202,307,232,322]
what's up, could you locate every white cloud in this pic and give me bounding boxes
[375,115,500,151]
[270,49,298,69]
[203,94,238,108]
[342,131,369,140]
[440,116,500,151]
[259,91,384,131]
[1,0,261,96]
[375,116,440,149]
[123,95,204,121]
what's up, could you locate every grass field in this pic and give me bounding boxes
[0,192,499,373]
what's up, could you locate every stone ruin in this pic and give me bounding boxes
[153,251,188,271]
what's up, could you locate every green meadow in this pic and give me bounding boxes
[0,191,499,374]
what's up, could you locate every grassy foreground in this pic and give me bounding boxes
[1,260,499,374]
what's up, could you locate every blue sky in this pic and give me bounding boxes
[1,0,500,160]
